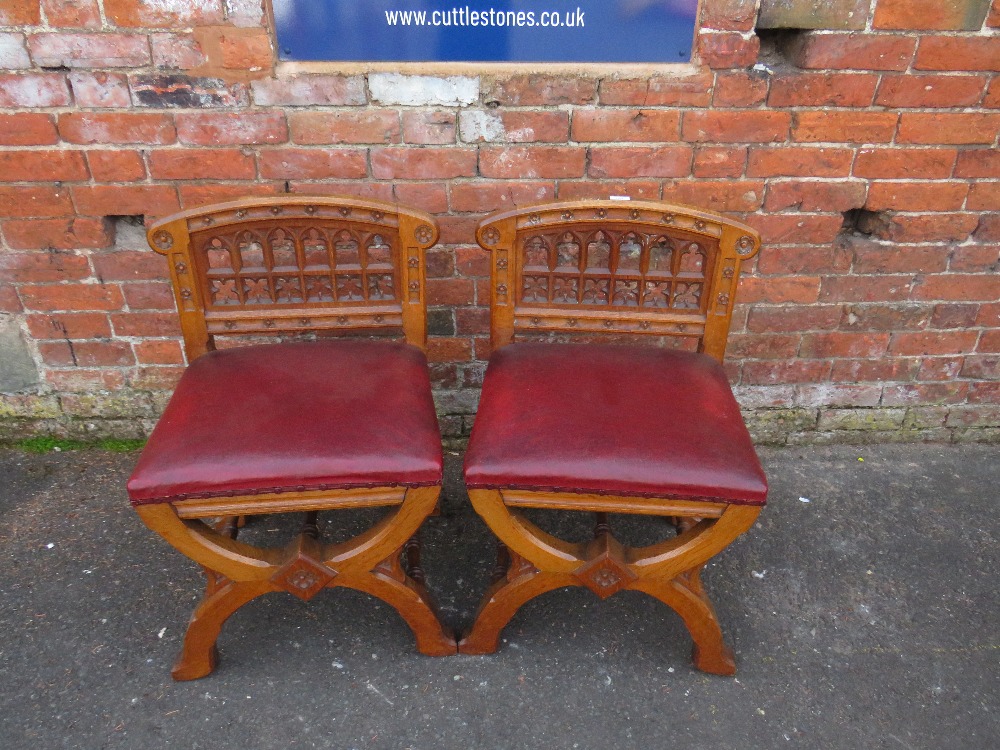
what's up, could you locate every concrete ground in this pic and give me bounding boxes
[0,443,997,750]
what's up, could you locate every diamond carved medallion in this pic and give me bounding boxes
[271,547,336,601]
[574,535,637,600]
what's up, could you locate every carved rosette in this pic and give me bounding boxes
[736,235,756,257]
[406,249,421,302]
[414,224,434,245]
[481,226,500,246]
[495,248,510,305]
[152,230,174,250]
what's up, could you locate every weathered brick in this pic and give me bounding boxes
[757,0,869,29]
[738,276,820,304]
[588,147,692,178]
[3,218,112,250]
[289,112,401,145]
[480,146,585,179]
[0,252,90,282]
[215,28,273,70]
[0,33,30,69]
[148,149,256,180]
[692,146,747,178]
[258,149,368,180]
[19,284,125,312]
[175,112,287,146]
[727,333,800,359]
[701,0,758,30]
[799,332,890,358]
[789,33,916,71]
[854,148,957,179]
[984,77,1000,108]
[134,340,184,365]
[819,274,914,303]
[967,182,1000,211]
[697,31,759,69]
[0,150,88,183]
[764,180,866,212]
[483,76,595,106]
[917,356,965,382]
[742,360,831,384]
[0,187,73,218]
[875,74,988,108]
[931,303,980,329]
[979,303,1000,328]
[0,114,58,146]
[768,73,878,107]
[91,250,165,281]
[150,33,208,70]
[818,408,906,431]
[448,181,555,213]
[402,111,456,145]
[945,405,1000,428]
[86,150,146,182]
[873,0,991,30]
[28,33,151,68]
[0,1,40,24]
[795,384,882,408]
[41,0,102,28]
[103,0,223,27]
[46,369,127,392]
[866,182,969,212]
[665,180,764,212]
[756,244,853,275]
[599,74,714,107]
[39,340,135,367]
[26,313,112,340]
[969,382,1000,402]
[948,245,1000,273]
[955,149,1000,178]
[754,214,845,244]
[121,282,175,310]
[850,243,950,274]
[67,71,130,109]
[572,110,680,143]
[915,36,1000,71]
[830,357,919,383]
[747,305,842,333]
[897,113,1000,145]
[285,181,393,202]
[556,181,662,201]
[110,312,182,337]
[979,330,1000,353]
[0,74,72,108]
[914,274,1000,301]
[842,303,933,330]
[747,147,854,178]
[252,75,366,106]
[682,111,790,143]
[372,147,477,179]
[963,356,1000,380]
[885,214,980,243]
[72,185,180,218]
[890,330,979,356]
[494,111,570,143]
[129,75,248,108]
[792,111,898,143]
[712,71,769,107]
[59,113,176,145]
[392,182,448,214]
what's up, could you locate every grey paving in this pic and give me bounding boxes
[0,444,997,749]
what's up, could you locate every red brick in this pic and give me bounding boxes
[712,71,768,107]
[0,73,71,107]
[128,366,185,391]
[886,214,980,243]
[851,244,950,274]
[701,0,758,31]
[913,274,1000,301]
[889,330,979,355]
[572,110,680,142]
[979,303,1000,327]
[820,275,914,302]
[588,147,692,178]
[250,75,366,106]
[756,244,853,275]
[931,303,980,329]
[423,278,473,308]
[455,307,490,335]
[799,332,890,358]
[150,33,208,70]
[599,74,714,107]
[755,214,845,244]
[27,33,151,68]
[875,74,988,108]
[665,180,764,212]
[738,276,820,304]
[747,147,854,178]
[854,148,957,179]
[19,284,124,312]
[874,0,991,29]
[975,214,1000,241]
[401,111,456,145]
[148,149,256,180]
[792,111,898,143]
[968,182,1000,211]
[842,303,933,330]
[747,305,842,333]
[59,113,176,145]
[178,183,282,207]
[38,340,135,367]
[987,77,1000,108]
[697,31,760,69]
[768,73,878,107]
[790,33,915,71]
[917,356,964,381]
[1,34,30,68]
[979,330,1000,353]
[46,369,127,391]
[0,187,73,219]
[286,181,393,202]
[742,360,831,384]
[90,251,165,281]
[176,112,287,146]
[556,181,662,201]
[426,337,473,363]
[0,114,57,146]
[949,245,1000,272]
[215,29,273,70]
[3,218,112,250]
[969,382,1000,402]
[370,147,477,180]
[455,245,491,277]
[25,313,111,340]
[391,182,448,214]
[289,111,400,145]
[484,76,595,106]
[67,71,130,108]
[41,0,101,28]
[0,1,39,24]
[692,146,747,178]
[915,36,1000,71]
[0,150,88,183]
[990,2,1000,27]
[111,312,182,338]
[86,150,146,182]
[883,382,970,405]
[497,111,570,143]
[683,111,790,143]
[830,358,919,382]
[258,149,368,180]
[439,215,481,246]
[103,0,222,27]
[129,74,248,109]
[122,282,175,311]
[765,180,866,212]
[424,248,455,278]
[480,146,585,179]
[866,182,969,212]
[72,185,180,218]
[727,333,800,359]
[0,252,90,282]
[955,149,1000,178]
[897,113,1000,145]
[449,181,555,214]
[134,340,185,365]
[963,356,1000,380]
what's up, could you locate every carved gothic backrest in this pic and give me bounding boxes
[148,197,439,360]
[476,200,761,362]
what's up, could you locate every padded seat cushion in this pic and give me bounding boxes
[128,340,442,505]
[464,343,767,505]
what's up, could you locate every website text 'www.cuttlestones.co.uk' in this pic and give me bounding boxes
[385,6,586,28]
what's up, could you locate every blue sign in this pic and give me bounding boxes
[272,1,698,63]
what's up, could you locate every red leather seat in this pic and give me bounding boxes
[464,342,766,505]
[128,340,443,505]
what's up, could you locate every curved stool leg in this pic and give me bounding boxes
[630,572,735,676]
[172,576,274,680]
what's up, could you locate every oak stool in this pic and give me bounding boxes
[127,197,456,679]
[460,199,766,675]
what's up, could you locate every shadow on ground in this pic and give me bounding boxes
[0,444,997,749]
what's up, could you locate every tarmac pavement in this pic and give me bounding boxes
[0,443,997,749]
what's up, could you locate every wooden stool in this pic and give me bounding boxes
[459,200,766,675]
[127,197,456,680]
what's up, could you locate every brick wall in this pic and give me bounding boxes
[0,0,998,445]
